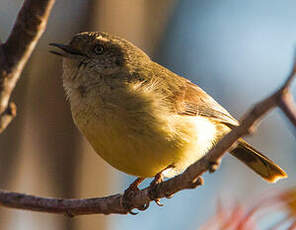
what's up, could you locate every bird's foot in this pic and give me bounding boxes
[121,177,149,214]
[149,172,165,206]
[149,165,175,206]
[208,160,221,173]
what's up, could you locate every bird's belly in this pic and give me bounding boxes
[75,106,218,178]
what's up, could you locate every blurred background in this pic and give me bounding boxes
[0,0,295,229]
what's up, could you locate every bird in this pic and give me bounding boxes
[49,31,287,201]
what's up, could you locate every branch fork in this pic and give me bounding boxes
[0,0,55,133]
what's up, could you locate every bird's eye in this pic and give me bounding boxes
[94,45,104,55]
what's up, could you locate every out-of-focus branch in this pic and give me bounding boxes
[0,56,295,216]
[0,0,55,132]
[278,54,296,128]
[280,92,296,128]
[0,102,16,134]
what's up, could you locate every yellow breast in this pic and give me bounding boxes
[69,82,218,178]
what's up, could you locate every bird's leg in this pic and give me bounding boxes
[150,171,165,188]
[149,165,174,206]
[126,177,144,191]
[122,177,147,214]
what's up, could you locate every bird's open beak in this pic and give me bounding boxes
[49,43,84,57]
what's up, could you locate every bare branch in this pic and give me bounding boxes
[0,59,295,216]
[0,0,55,131]
[0,190,125,216]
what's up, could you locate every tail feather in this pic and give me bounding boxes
[230,139,287,183]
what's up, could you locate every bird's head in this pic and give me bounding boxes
[50,31,150,86]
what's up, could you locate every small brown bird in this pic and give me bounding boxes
[50,32,287,190]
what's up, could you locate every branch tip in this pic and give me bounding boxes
[191,177,204,188]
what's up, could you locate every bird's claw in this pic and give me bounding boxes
[154,198,164,207]
[148,172,165,206]
[121,177,149,214]
[208,160,220,173]
[138,202,150,211]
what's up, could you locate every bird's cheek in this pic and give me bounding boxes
[92,61,120,75]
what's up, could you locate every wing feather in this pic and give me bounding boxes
[151,62,239,127]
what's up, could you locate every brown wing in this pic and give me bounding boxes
[150,61,238,127]
[174,80,239,127]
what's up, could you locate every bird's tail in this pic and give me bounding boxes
[230,139,287,183]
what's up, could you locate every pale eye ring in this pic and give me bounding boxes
[94,45,104,55]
